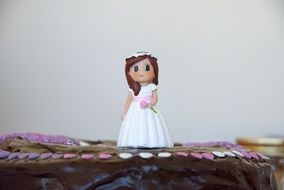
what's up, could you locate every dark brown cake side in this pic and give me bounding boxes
[0,136,277,190]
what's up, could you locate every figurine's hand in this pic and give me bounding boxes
[147,103,153,108]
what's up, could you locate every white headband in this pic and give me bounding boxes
[126,51,157,59]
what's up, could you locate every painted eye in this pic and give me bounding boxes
[145,64,150,71]
[134,65,139,72]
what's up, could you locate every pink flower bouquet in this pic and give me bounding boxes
[140,100,157,113]
[140,100,148,109]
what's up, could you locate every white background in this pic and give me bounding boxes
[0,0,283,143]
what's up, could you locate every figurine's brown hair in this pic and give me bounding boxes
[125,55,159,96]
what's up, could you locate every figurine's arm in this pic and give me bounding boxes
[120,92,133,121]
[148,90,158,107]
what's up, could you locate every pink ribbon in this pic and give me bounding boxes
[132,96,151,102]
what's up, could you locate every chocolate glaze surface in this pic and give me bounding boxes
[0,137,276,190]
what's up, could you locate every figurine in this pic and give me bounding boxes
[117,52,173,148]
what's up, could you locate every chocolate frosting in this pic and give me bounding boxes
[0,137,277,190]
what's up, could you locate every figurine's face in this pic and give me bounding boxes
[129,58,155,84]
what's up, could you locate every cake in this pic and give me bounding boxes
[0,133,276,190]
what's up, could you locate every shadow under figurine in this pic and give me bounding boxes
[117,52,173,148]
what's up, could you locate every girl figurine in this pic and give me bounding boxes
[117,52,173,148]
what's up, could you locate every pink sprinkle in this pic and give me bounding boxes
[81,154,94,160]
[63,153,77,159]
[249,152,259,160]
[8,153,19,159]
[28,153,40,160]
[241,151,251,159]
[52,153,63,159]
[0,151,10,159]
[256,152,269,160]
[190,152,203,159]
[99,153,112,160]
[40,153,52,159]
[202,152,214,160]
[18,153,29,159]
[175,152,188,157]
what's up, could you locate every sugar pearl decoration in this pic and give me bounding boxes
[190,152,203,159]
[79,141,90,147]
[241,151,251,159]
[175,152,188,157]
[139,152,154,159]
[8,153,19,160]
[40,153,52,159]
[0,151,10,159]
[232,150,244,157]
[256,153,270,160]
[249,152,259,160]
[99,153,112,160]
[119,153,133,159]
[63,153,77,159]
[223,151,236,157]
[18,153,29,159]
[261,155,270,160]
[201,152,214,160]
[52,153,63,159]
[158,152,171,158]
[28,153,40,160]
[81,154,94,160]
[212,151,225,158]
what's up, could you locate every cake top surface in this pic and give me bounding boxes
[0,132,270,162]
[0,133,276,190]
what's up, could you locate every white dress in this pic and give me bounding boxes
[117,83,173,148]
